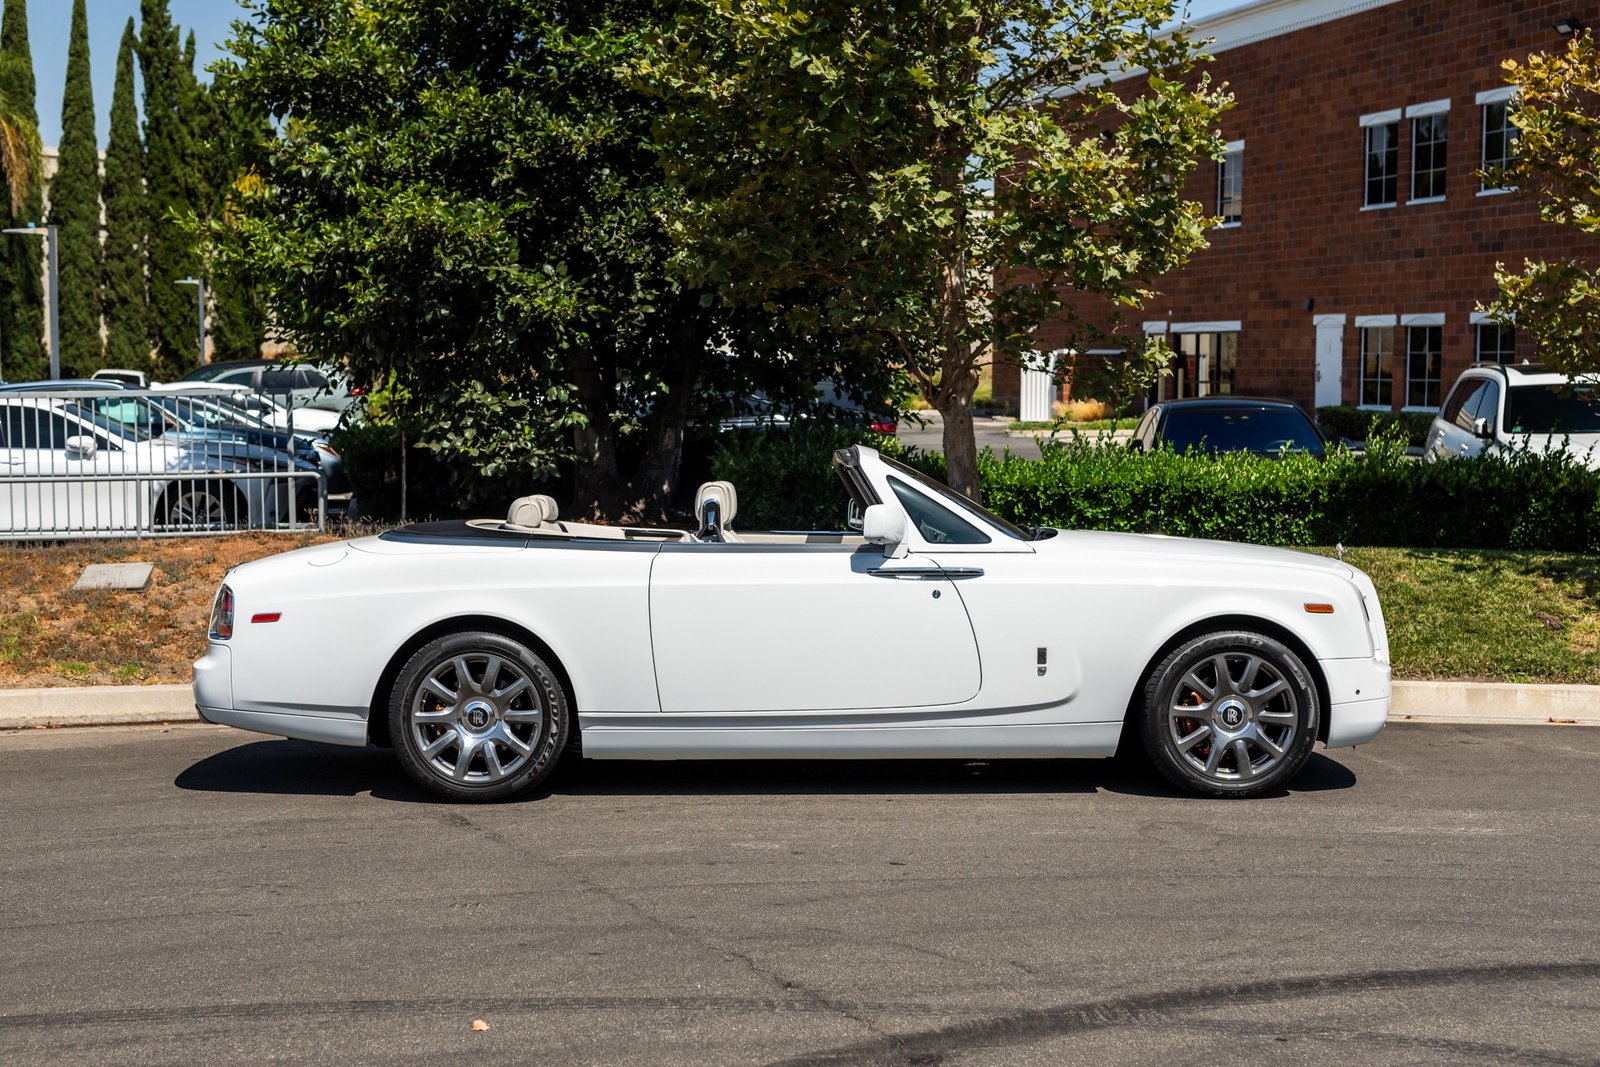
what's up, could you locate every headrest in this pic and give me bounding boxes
[506,494,559,528]
[694,480,738,527]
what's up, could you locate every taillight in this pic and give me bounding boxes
[209,584,235,640]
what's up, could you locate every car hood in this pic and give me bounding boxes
[1036,528,1356,579]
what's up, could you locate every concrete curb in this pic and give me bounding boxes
[1,680,1596,733]
[0,685,197,731]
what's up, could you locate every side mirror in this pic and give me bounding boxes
[64,435,97,460]
[1472,416,1493,439]
[861,503,909,558]
[846,498,864,531]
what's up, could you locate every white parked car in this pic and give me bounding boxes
[195,446,1391,801]
[1425,362,1600,468]
[152,382,344,434]
[0,395,296,536]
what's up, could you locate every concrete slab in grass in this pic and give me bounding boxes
[74,563,154,591]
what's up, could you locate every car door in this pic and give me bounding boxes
[1429,378,1487,461]
[648,543,982,713]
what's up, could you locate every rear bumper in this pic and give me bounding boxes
[193,641,367,747]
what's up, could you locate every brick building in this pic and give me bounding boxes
[996,0,1600,416]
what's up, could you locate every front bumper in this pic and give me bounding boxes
[1321,656,1391,748]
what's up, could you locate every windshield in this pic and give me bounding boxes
[878,453,1032,541]
[1504,383,1600,435]
[60,401,151,442]
[1160,406,1324,455]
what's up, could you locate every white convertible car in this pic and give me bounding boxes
[195,446,1390,800]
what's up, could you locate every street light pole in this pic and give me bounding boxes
[175,277,206,368]
[3,223,62,380]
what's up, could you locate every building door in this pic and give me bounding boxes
[1314,315,1345,408]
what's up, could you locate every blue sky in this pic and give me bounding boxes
[27,0,1251,147]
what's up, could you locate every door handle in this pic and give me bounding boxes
[869,566,984,580]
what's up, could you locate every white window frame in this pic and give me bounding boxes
[1216,139,1244,228]
[1402,313,1445,411]
[1470,310,1515,364]
[1360,109,1401,210]
[1406,100,1450,205]
[1477,86,1518,195]
[1357,319,1396,410]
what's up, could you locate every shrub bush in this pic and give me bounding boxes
[333,422,557,522]
[711,426,937,529]
[1316,405,1435,447]
[717,427,1600,550]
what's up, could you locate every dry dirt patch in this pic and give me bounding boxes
[0,533,339,687]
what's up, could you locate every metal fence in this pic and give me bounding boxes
[0,386,330,540]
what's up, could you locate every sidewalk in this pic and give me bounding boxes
[1,680,1596,733]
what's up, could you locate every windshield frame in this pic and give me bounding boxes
[877,452,1034,541]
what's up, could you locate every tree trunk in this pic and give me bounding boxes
[937,389,981,502]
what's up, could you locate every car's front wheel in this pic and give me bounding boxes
[1139,630,1319,798]
[390,632,568,802]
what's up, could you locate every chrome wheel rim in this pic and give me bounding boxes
[171,489,226,527]
[409,652,544,785]
[1168,651,1299,782]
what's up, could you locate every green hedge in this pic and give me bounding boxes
[1317,405,1435,447]
[714,429,1600,551]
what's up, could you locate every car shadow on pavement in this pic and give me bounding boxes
[174,738,437,802]
[174,738,1355,802]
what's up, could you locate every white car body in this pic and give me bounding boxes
[0,395,292,537]
[196,447,1390,798]
[1425,363,1600,469]
[153,382,343,434]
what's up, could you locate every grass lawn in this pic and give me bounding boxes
[1,537,1597,687]
[1308,546,1600,684]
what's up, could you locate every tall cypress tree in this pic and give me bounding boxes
[139,0,200,375]
[102,19,147,372]
[0,0,44,380]
[49,0,100,376]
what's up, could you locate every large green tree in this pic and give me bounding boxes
[1488,31,1600,373]
[648,0,1227,497]
[216,0,888,518]
[102,18,148,372]
[140,0,203,374]
[0,0,44,380]
[49,0,102,375]
[196,59,268,363]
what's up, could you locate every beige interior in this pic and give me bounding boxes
[476,483,864,545]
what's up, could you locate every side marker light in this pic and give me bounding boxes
[1303,603,1335,614]
[251,612,282,624]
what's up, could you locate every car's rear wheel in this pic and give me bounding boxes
[390,631,567,802]
[159,483,241,530]
[1139,631,1318,798]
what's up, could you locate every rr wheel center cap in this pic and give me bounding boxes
[462,700,496,731]
[1216,698,1249,730]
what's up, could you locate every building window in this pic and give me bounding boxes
[1410,113,1448,201]
[1360,327,1394,406]
[1364,122,1399,207]
[1175,331,1239,397]
[1217,140,1243,225]
[1480,92,1518,192]
[1406,324,1443,408]
[1476,322,1515,364]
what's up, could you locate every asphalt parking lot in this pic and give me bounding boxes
[2,721,1597,1066]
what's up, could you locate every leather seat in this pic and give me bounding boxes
[506,494,560,530]
[693,481,740,542]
